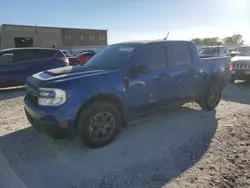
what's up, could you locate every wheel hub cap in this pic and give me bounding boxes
[88,112,115,141]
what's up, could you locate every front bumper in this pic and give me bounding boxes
[24,95,77,139]
[231,69,250,79]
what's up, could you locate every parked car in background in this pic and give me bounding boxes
[229,51,240,58]
[0,48,69,88]
[61,50,73,57]
[69,51,96,65]
[199,46,229,58]
[62,46,106,56]
[196,45,208,51]
[230,45,250,82]
[24,40,231,148]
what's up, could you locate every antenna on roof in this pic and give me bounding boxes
[164,32,170,40]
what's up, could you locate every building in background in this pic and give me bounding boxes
[0,24,107,49]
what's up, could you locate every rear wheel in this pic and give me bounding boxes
[198,82,221,111]
[76,102,121,148]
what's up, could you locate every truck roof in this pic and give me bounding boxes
[114,40,194,45]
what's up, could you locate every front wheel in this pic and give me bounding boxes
[76,102,121,148]
[198,83,221,111]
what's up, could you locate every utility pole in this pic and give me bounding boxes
[164,32,170,40]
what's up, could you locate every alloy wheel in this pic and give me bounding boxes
[88,112,116,142]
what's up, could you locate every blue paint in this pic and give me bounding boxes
[24,41,231,135]
[0,48,69,88]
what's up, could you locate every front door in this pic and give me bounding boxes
[125,69,162,117]
[124,43,174,117]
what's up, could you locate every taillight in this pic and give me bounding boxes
[229,61,233,73]
[58,57,69,64]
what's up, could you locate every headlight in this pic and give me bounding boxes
[38,88,66,106]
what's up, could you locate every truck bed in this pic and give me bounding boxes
[200,56,231,85]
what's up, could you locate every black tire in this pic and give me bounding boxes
[76,102,121,148]
[230,76,235,83]
[198,81,222,111]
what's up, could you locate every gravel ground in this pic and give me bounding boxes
[0,82,249,188]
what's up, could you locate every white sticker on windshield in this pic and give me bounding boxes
[119,47,134,52]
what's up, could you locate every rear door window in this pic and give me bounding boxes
[14,50,37,62]
[171,45,192,66]
[36,49,57,59]
[14,49,57,62]
[136,44,167,70]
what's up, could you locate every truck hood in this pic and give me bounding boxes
[232,56,250,64]
[27,66,113,87]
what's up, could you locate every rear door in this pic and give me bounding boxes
[169,43,202,101]
[16,49,58,81]
[0,50,23,87]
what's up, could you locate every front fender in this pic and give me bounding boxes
[74,87,126,116]
[83,88,125,104]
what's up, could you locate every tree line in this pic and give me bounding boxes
[191,34,244,46]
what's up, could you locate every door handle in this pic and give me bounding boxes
[130,81,146,87]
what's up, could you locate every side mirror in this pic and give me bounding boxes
[131,64,148,74]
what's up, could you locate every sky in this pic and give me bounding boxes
[1,0,250,44]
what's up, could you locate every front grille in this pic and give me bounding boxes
[27,93,38,105]
[233,63,250,69]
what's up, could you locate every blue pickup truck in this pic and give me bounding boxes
[24,40,231,148]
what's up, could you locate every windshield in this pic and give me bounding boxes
[236,47,250,56]
[84,44,136,70]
